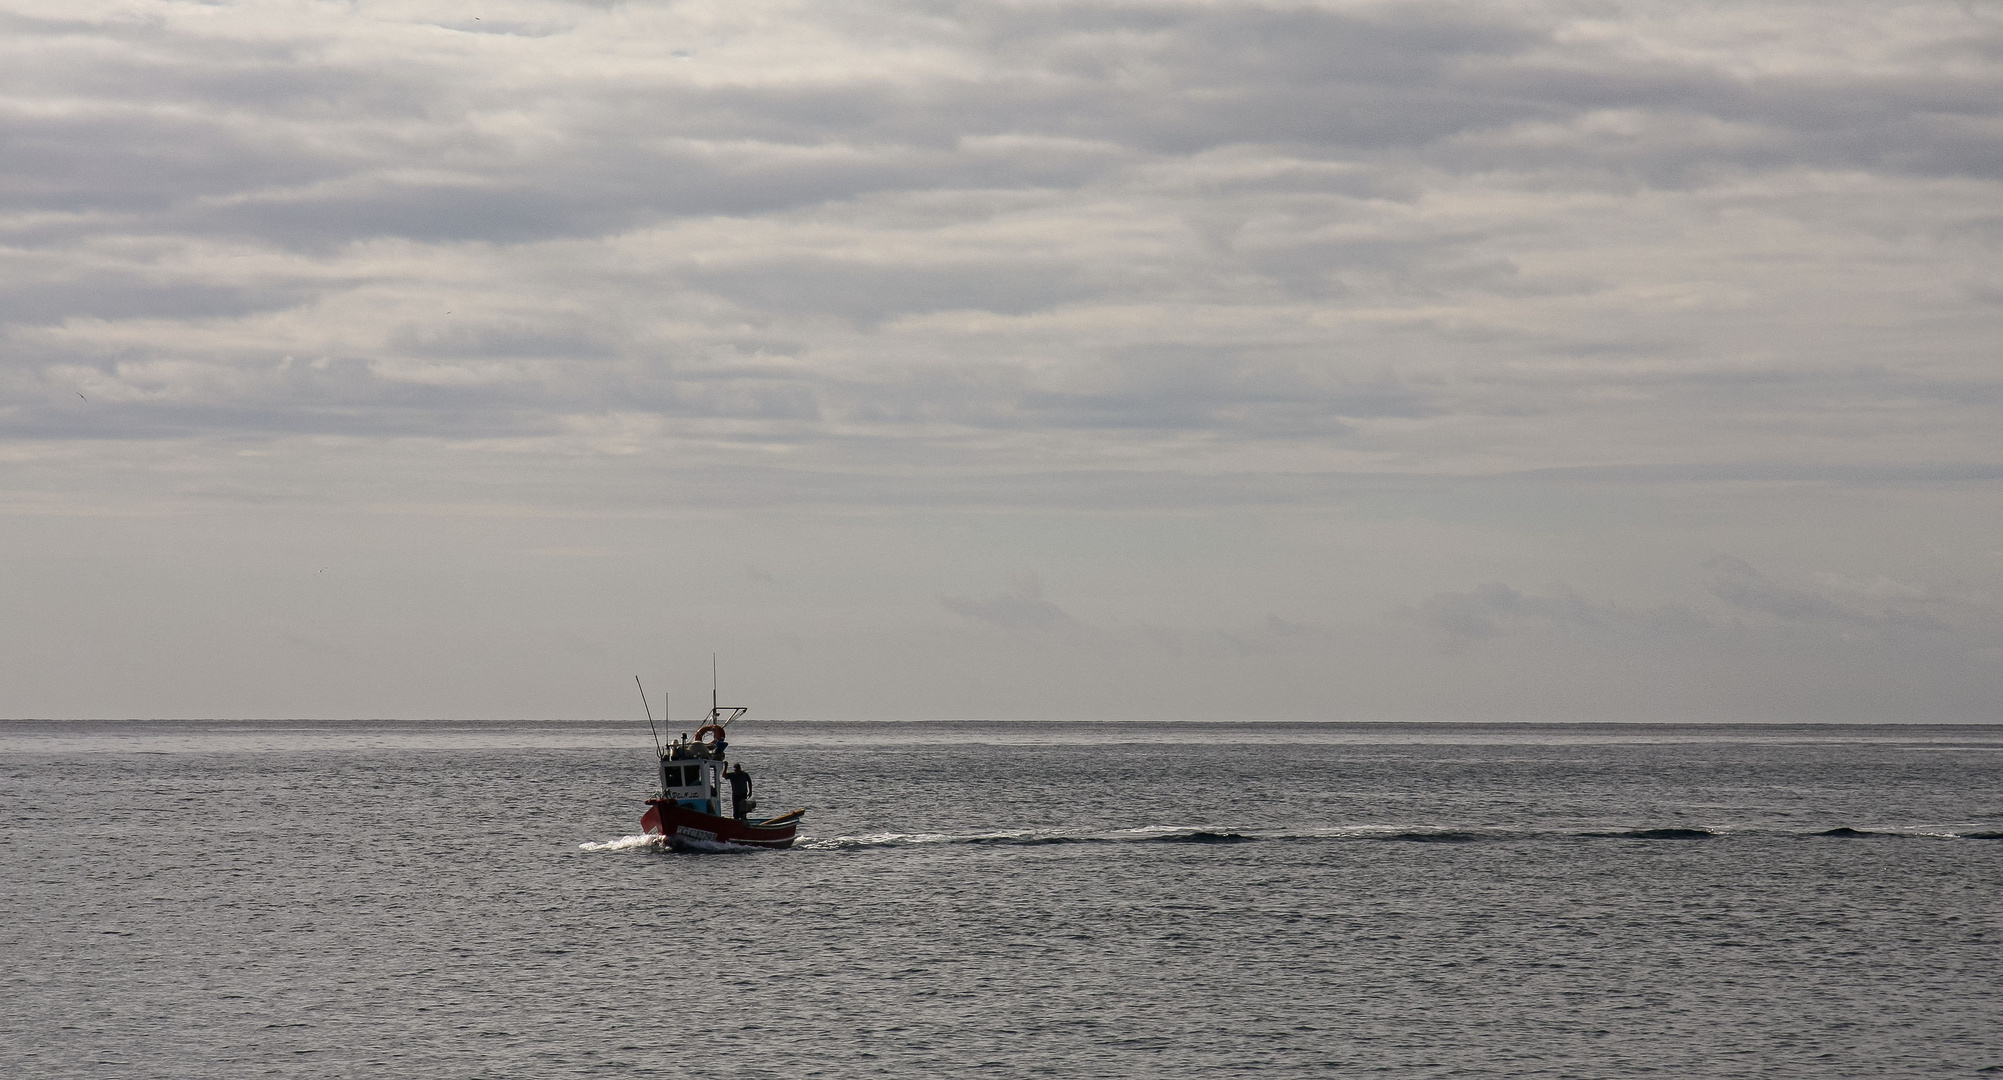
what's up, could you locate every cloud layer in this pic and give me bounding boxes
[4,0,2001,719]
[6,0,2001,481]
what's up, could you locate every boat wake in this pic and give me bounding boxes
[583,823,2003,853]
[791,823,2003,850]
[795,827,1505,850]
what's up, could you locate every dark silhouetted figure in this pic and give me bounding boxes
[727,764,755,819]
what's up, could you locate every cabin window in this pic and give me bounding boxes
[679,765,699,786]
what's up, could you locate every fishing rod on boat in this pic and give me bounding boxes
[635,675,663,757]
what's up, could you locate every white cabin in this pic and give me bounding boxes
[659,757,723,817]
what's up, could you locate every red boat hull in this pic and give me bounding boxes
[642,799,802,849]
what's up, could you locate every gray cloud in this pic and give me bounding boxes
[0,275,301,325]
[1403,581,1711,651]
[940,575,1079,631]
[681,256,1095,325]
[1704,555,1954,634]
[1205,613,1339,658]
[1407,557,1998,658]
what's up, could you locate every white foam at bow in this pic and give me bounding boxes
[579,834,659,851]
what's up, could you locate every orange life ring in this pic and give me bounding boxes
[695,724,727,745]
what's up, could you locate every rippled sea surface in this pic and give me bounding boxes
[5,720,2001,1078]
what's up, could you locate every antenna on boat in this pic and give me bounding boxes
[635,675,662,756]
[702,653,749,730]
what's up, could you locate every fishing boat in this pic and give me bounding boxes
[636,674,804,850]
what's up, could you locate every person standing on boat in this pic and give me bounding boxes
[727,763,755,819]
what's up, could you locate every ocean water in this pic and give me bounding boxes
[3,720,2000,1078]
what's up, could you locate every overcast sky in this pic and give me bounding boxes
[4,0,2002,721]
